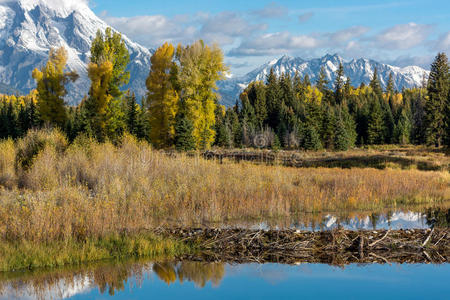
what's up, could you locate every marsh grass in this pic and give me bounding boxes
[0,233,192,272]
[0,129,449,271]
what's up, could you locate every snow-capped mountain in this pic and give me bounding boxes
[218,54,430,106]
[0,0,152,104]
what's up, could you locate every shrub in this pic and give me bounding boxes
[15,128,68,171]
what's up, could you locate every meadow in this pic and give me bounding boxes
[0,128,449,271]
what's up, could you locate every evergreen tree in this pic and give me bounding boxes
[174,111,196,151]
[302,125,322,151]
[370,68,383,97]
[266,68,282,130]
[386,72,395,94]
[334,63,345,105]
[316,66,329,93]
[424,53,449,147]
[394,109,412,145]
[126,92,139,136]
[367,98,384,144]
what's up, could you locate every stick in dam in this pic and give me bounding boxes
[154,228,450,265]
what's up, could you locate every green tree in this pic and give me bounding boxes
[394,109,412,145]
[316,66,329,93]
[334,63,345,105]
[175,110,196,151]
[367,98,384,144]
[424,53,449,147]
[90,28,130,98]
[370,68,383,97]
[32,47,78,128]
[175,40,227,149]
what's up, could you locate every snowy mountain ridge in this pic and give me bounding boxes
[0,0,430,107]
[218,54,430,106]
[0,0,152,104]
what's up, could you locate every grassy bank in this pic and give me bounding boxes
[0,129,449,271]
[0,233,192,272]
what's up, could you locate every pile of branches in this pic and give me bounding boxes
[156,228,450,265]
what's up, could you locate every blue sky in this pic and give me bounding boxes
[89,0,450,75]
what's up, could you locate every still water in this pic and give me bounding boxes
[1,260,449,300]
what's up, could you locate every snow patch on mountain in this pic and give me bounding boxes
[218,54,430,106]
[0,0,152,104]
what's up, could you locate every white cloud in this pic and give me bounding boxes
[434,31,450,53]
[252,2,288,19]
[372,23,433,50]
[105,11,266,48]
[328,26,369,44]
[229,31,320,56]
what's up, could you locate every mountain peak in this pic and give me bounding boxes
[16,0,90,17]
[217,54,429,106]
[0,0,152,104]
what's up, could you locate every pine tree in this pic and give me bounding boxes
[316,66,329,93]
[175,111,196,151]
[334,115,350,151]
[370,68,383,97]
[394,109,411,145]
[266,68,282,130]
[321,104,336,149]
[367,98,384,144]
[334,63,345,105]
[302,125,322,151]
[126,92,139,136]
[424,53,449,147]
[32,47,78,128]
[386,72,395,95]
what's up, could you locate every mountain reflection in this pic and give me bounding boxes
[0,260,225,299]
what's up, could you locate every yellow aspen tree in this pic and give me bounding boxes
[32,47,78,127]
[146,42,179,148]
[84,60,114,140]
[176,40,227,149]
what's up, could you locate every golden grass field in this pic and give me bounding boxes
[0,129,448,270]
[0,129,449,242]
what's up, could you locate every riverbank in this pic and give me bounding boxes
[1,227,448,273]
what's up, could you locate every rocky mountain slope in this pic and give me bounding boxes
[218,54,429,106]
[0,0,152,104]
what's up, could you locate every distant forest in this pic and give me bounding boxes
[1,28,449,150]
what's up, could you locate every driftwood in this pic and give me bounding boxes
[155,228,450,265]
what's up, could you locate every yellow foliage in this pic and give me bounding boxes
[176,40,228,149]
[146,42,179,148]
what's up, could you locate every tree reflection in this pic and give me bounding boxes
[153,261,225,288]
[0,259,226,300]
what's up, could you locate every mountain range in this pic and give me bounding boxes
[218,54,429,106]
[0,0,430,107]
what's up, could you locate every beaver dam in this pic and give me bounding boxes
[156,228,450,265]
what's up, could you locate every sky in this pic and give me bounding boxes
[88,0,450,76]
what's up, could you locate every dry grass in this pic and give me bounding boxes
[204,145,450,171]
[0,129,449,246]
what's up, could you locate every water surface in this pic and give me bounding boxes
[1,260,449,300]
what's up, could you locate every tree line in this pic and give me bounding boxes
[0,27,449,150]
